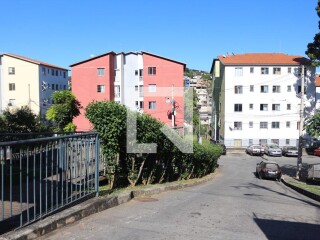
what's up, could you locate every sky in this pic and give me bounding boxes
[0,0,318,72]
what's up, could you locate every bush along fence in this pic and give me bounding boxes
[0,132,101,234]
[85,101,223,189]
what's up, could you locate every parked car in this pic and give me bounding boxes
[246,144,264,156]
[314,148,320,156]
[256,160,282,181]
[282,146,298,157]
[264,144,282,156]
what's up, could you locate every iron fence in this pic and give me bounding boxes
[0,132,101,234]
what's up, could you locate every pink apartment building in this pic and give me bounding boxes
[70,51,185,131]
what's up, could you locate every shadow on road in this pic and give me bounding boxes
[280,164,309,182]
[253,213,320,239]
[231,183,320,209]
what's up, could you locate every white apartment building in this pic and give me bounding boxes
[114,52,144,111]
[0,53,68,119]
[210,53,316,148]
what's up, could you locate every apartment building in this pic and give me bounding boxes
[0,53,68,118]
[70,51,185,131]
[210,53,316,147]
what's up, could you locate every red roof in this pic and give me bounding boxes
[2,53,68,70]
[218,53,310,66]
[316,76,320,87]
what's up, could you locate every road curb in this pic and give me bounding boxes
[1,168,220,240]
[281,177,320,203]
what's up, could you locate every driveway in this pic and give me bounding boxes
[40,154,320,240]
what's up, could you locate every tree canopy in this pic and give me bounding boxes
[306,0,320,66]
[46,90,81,132]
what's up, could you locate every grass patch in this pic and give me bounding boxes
[288,181,320,196]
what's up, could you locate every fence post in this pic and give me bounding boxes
[95,134,100,197]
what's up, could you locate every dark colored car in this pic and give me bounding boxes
[256,160,282,181]
[246,144,264,156]
[314,148,320,157]
[282,146,298,157]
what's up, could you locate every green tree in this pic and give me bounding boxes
[305,112,320,137]
[306,0,320,66]
[46,90,81,131]
[2,106,40,133]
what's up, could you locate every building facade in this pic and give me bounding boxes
[210,53,316,147]
[0,53,68,118]
[70,51,185,131]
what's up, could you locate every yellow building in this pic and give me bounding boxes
[0,53,68,118]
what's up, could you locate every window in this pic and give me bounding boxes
[234,85,243,94]
[272,85,281,93]
[139,69,143,76]
[271,139,279,145]
[260,122,268,129]
[250,67,254,74]
[287,104,291,110]
[63,72,66,78]
[249,139,253,145]
[249,121,253,128]
[8,99,16,106]
[261,67,269,74]
[148,101,156,109]
[235,67,243,76]
[9,83,15,91]
[234,104,242,112]
[148,84,156,92]
[56,84,58,90]
[97,85,105,93]
[139,85,143,97]
[63,85,66,90]
[272,122,280,129]
[135,70,138,76]
[55,70,58,76]
[52,84,55,90]
[250,85,254,92]
[260,85,268,93]
[272,104,280,111]
[148,67,156,75]
[8,67,15,75]
[51,69,54,75]
[135,85,138,91]
[135,101,139,108]
[259,139,267,145]
[297,121,300,130]
[260,104,268,111]
[97,68,105,76]
[288,67,292,73]
[297,86,306,94]
[234,122,242,130]
[42,67,46,75]
[140,101,144,109]
[286,121,290,128]
[287,85,291,92]
[114,86,120,98]
[249,104,253,110]
[286,139,290,145]
[273,67,281,75]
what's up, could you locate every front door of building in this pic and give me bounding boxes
[234,139,242,147]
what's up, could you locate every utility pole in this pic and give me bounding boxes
[171,84,175,128]
[296,65,305,179]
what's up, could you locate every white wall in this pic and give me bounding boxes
[222,65,316,147]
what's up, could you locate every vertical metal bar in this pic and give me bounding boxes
[65,139,68,204]
[86,139,89,194]
[51,142,54,212]
[10,146,12,217]
[45,144,48,215]
[95,134,100,197]
[80,138,83,197]
[33,145,36,221]
[20,148,23,227]
[59,139,64,207]
[26,146,30,223]
[1,146,4,221]
[75,138,79,200]
[70,138,73,202]
[56,141,59,209]
[40,144,42,218]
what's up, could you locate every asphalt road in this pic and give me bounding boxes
[41,154,320,240]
